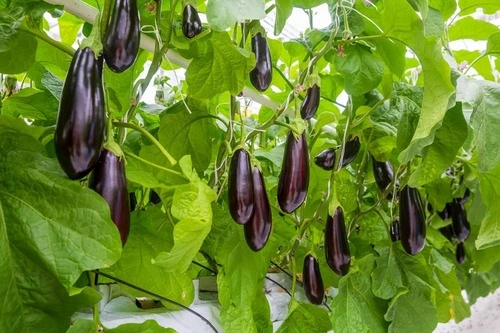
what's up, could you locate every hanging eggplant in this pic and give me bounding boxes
[390,219,400,242]
[277,131,309,213]
[228,148,254,224]
[182,4,202,38]
[314,136,360,171]
[314,148,336,171]
[456,242,465,264]
[249,32,272,92]
[103,0,141,72]
[54,47,105,180]
[89,149,131,246]
[303,254,324,305]
[244,167,272,251]
[300,84,320,120]
[439,224,454,241]
[399,185,426,255]
[437,203,452,221]
[325,207,351,276]
[450,199,470,242]
[372,157,396,196]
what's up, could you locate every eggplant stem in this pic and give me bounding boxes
[123,151,186,179]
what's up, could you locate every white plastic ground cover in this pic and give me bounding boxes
[73,273,500,332]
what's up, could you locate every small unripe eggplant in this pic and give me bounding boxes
[303,254,324,305]
[399,185,426,255]
[300,84,320,120]
[182,4,202,38]
[325,207,351,276]
[249,33,272,92]
[450,199,470,242]
[89,149,131,246]
[456,242,465,264]
[103,0,141,72]
[372,157,395,193]
[390,219,400,242]
[314,148,336,171]
[277,131,309,213]
[228,148,254,224]
[55,47,105,180]
[244,167,272,252]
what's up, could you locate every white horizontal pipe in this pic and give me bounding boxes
[44,0,279,109]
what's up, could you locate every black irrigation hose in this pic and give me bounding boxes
[192,261,292,297]
[270,261,332,312]
[94,270,219,333]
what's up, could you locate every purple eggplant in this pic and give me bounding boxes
[182,4,202,38]
[300,84,320,120]
[456,242,465,264]
[451,199,470,242]
[228,148,254,224]
[390,219,400,242]
[399,185,426,255]
[325,207,351,276]
[249,32,272,92]
[303,254,324,305]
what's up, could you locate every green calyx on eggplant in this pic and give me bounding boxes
[300,84,320,120]
[228,148,254,224]
[103,0,140,72]
[55,47,105,180]
[450,199,470,242]
[456,242,465,264]
[325,206,351,276]
[390,219,400,242]
[249,32,272,92]
[182,4,202,38]
[314,136,360,171]
[278,131,309,213]
[303,254,324,305]
[89,149,130,246]
[399,185,426,255]
[244,166,272,252]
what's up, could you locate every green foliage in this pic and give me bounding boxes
[1,0,500,332]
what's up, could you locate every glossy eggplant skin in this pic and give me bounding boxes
[451,199,470,242]
[182,4,202,38]
[438,203,452,221]
[314,148,336,171]
[372,157,394,193]
[244,167,272,252]
[228,148,254,224]
[456,242,465,264]
[390,219,400,242]
[341,136,360,166]
[278,131,309,213]
[325,207,351,276]
[249,33,272,92]
[103,0,140,72]
[89,149,131,246]
[399,186,426,255]
[55,47,105,180]
[303,254,324,305]
[300,84,320,120]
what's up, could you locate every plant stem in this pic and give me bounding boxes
[463,54,487,75]
[20,27,75,56]
[290,256,297,303]
[123,151,185,178]
[100,0,113,39]
[113,121,177,165]
[87,271,101,328]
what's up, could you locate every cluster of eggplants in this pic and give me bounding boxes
[182,4,202,38]
[103,0,141,73]
[314,136,360,171]
[436,190,471,264]
[249,33,272,92]
[300,84,320,120]
[372,157,398,198]
[55,47,106,180]
[325,207,351,276]
[89,149,131,246]
[303,254,324,305]
[399,186,426,255]
[228,149,272,251]
[278,131,309,213]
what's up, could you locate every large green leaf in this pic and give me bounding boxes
[158,100,215,172]
[104,320,177,333]
[104,207,195,306]
[276,303,331,333]
[458,0,500,14]
[372,245,406,299]
[153,157,217,272]
[449,16,499,41]
[0,132,121,332]
[381,0,454,164]
[334,44,385,96]
[330,255,387,333]
[206,0,266,31]
[486,31,500,55]
[275,0,293,35]
[186,32,255,99]
[409,102,467,186]
[0,30,37,74]
[1,87,59,122]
